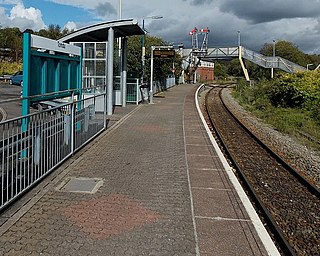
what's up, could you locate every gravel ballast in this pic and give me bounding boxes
[220,87,320,188]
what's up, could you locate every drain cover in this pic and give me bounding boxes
[57,177,103,194]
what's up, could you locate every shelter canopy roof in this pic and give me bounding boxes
[60,19,144,43]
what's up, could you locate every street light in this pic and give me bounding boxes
[141,15,163,84]
[271,40,276,78]
[307,64,313,70]
[118,0,122,19]
[118,0,122,57]
[272,40,276,57]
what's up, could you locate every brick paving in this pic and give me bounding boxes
[0,84,270,255]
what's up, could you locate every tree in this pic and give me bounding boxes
[214,63,227,79]
[0,27,22,62]
[37,24,66,40]
[126,35,182,83]
[227,59,242,77]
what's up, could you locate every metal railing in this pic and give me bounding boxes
[127,78,141,104]
[113,77,142,105]
[199,46,306,73]
[152,76,176,95]
[0,88,106,211]
[242,47,306,73]
[205,47,239,59]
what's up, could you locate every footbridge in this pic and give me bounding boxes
[182,46,306,81]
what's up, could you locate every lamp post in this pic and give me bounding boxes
[237,30,241,46]
[118,0,122,53]
[118,0,122,19]
[149,45,173,104]
[141,15,163,84]
[307,64,313,70]
[271,40,276,78]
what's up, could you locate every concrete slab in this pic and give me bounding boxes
[196,217,268,256]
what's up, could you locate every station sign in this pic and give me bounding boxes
[153,49,175,58]
[31,34,81,56]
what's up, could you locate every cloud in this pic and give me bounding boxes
[219,0,320,24]
[1,0,319,54]
[64,21,77,31]
[181,0,214,5]
[93,2,117,18]
[0,0,21,4]
[0,3,45,31]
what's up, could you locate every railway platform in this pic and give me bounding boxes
[0,84,279,255]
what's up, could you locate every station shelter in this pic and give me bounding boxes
[60,19,144,115]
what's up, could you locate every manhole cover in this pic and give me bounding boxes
[56,177,104,194]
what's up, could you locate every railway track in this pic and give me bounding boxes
[204,85,320,256]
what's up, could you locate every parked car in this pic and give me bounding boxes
[9,71,23,86]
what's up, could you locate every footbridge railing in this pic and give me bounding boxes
[194,46,306,73]
[241,47,306,73]
[205,47,239,59]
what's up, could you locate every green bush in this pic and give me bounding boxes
[269,70,320,110]
[0,61,22,76]
[232,71,320,150]
[233,79,273,111]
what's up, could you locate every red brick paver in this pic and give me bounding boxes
[0,84,271,256]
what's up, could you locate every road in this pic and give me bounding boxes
[0,82,23,121]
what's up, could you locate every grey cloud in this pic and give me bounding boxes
[93,2,116,18]
[219,0,320,24]
[182,0,214,5]
[315,18,320,34]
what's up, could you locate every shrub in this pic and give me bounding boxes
[269,70,320,110]
[232,70,320,150]
[0,61,22,76]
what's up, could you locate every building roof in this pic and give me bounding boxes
[60,19,144,43]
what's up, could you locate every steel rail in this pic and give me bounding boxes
[218,87,319,197]
[204,86,300,256]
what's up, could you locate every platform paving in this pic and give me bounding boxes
[0,84,270,255]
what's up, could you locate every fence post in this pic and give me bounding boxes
[136,79,139,105]
[150,46,154,104]
[104,86,107,129]
[70,97,75,154]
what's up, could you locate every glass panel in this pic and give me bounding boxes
[82,77,88,88]
[113,76,121,90]
[96,78,106,92]
[96,60,106,76]
[83,77,95,87]
[96,78,106,86]
[85,43,94,58]
[84,60,94,76]
[96,43,106,58]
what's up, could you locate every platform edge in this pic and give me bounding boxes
[195,84,281,256]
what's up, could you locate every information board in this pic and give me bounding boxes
[153,49,175,58]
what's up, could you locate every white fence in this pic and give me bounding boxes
[0,90,106,211]
[152,76,176,94]
[0,76,177,210]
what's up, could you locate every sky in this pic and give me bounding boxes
[0,0,319,54]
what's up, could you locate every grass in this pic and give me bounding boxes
[232,85,320,153]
